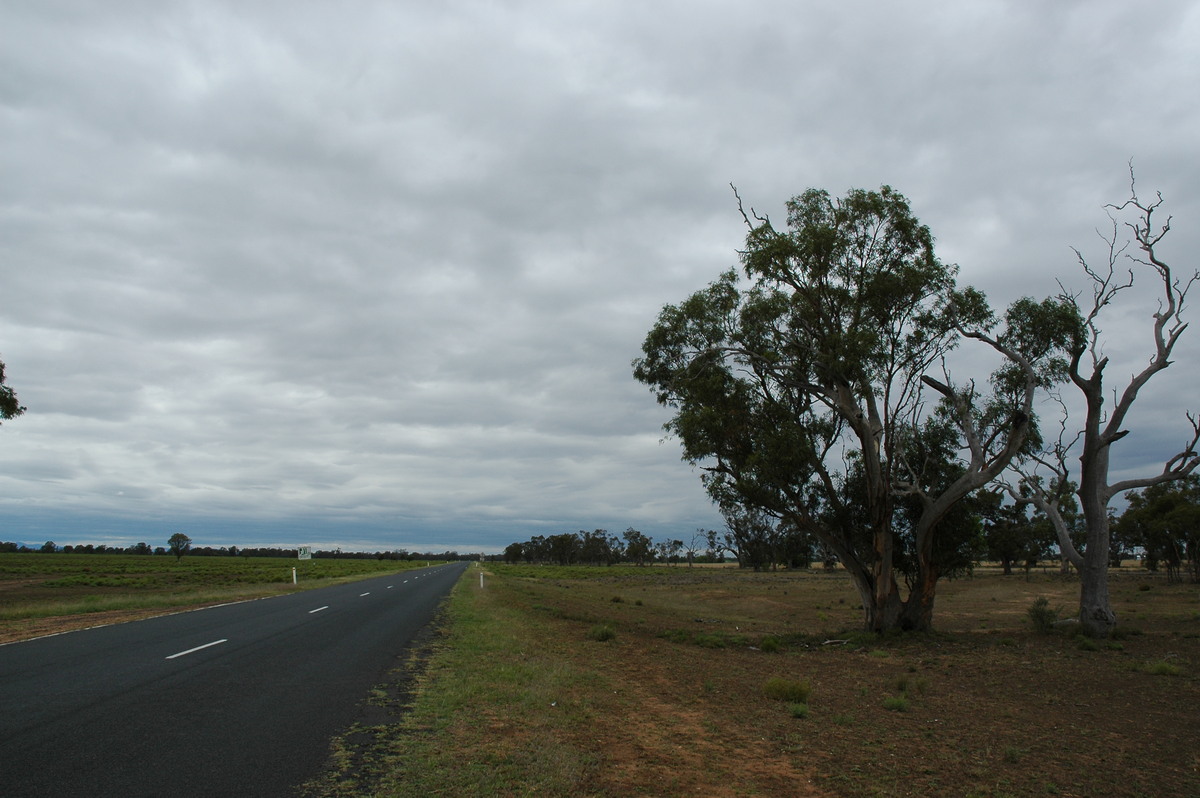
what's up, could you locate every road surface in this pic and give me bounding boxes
[0,561,469,797]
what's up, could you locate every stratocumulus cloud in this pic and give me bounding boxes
[1,1,1198,551]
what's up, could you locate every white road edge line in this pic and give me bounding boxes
[165,639,228,660]
[360,592,370,597]
[309,606,329,614]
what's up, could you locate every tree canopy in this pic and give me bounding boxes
[635,185,1077,632]
[0,357,24,424]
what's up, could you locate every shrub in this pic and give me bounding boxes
[762,677,812,703]
[1027,597,1060,634]
[882,696,909,712]
[787,702,809,719]
[759,635,781,653]
[588,624,616,642]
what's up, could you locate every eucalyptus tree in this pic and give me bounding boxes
[1013,175,1199,636]
[1114,476,1200,583]
[634,186,1074,633]
[0,357,23,424]
[167,533,192,561]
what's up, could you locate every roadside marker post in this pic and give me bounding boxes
[292,567,297,585]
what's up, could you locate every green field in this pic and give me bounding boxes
[0,552,435,633]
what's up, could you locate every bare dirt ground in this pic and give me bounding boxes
[487,566,1200,797]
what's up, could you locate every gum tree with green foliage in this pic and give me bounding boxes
[1113,475,1200,583]
[634,185,1076,633]
[1013,174,1200,636]
[168,533,192,561]
[0,357,24,424]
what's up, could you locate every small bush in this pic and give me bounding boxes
[787,702,809,719]
[588,624,616,642]
[759,635,781,653]
[610,596,623,603]
[882,696,909,712]
[1076,636,1101,652]
[762,677,812,703]
[1027,597,1060,634]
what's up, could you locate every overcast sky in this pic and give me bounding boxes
[2,1,1198,553]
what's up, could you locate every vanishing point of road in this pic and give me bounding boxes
[0,561,469,797]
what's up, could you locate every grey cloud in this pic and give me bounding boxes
[2,1,1198,550]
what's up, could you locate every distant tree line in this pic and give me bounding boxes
[0,540,484,562]
[496,481,1200,581]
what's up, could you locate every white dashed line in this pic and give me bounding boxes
[309,606,329,614]
[166,639,227,660]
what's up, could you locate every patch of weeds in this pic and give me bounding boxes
[868,649,890,659]
[997,637,1017,647]
[762,677,812,703]
[1075,636,1101,652]
[891,674,929,695]
[787,702,809,719]
[882,696,909,712]
[588,624,616,642]
[1028,597,1060,634]
[1105,640,1125,651]
[610,596,623,603]
[634,599,643,606]
[1140,659,1184,676]
[1003,746,1024,764]
[758,635,781,653]
[694,633,728,649]
[831,713,855,726]
[661,629,692,644]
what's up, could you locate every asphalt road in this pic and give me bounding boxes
[0,560,470,798]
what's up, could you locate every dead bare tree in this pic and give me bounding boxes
[1018,167,1200,637]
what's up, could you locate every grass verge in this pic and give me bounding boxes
[300,566,604,797]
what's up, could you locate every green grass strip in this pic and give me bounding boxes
[303,567,605,797]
